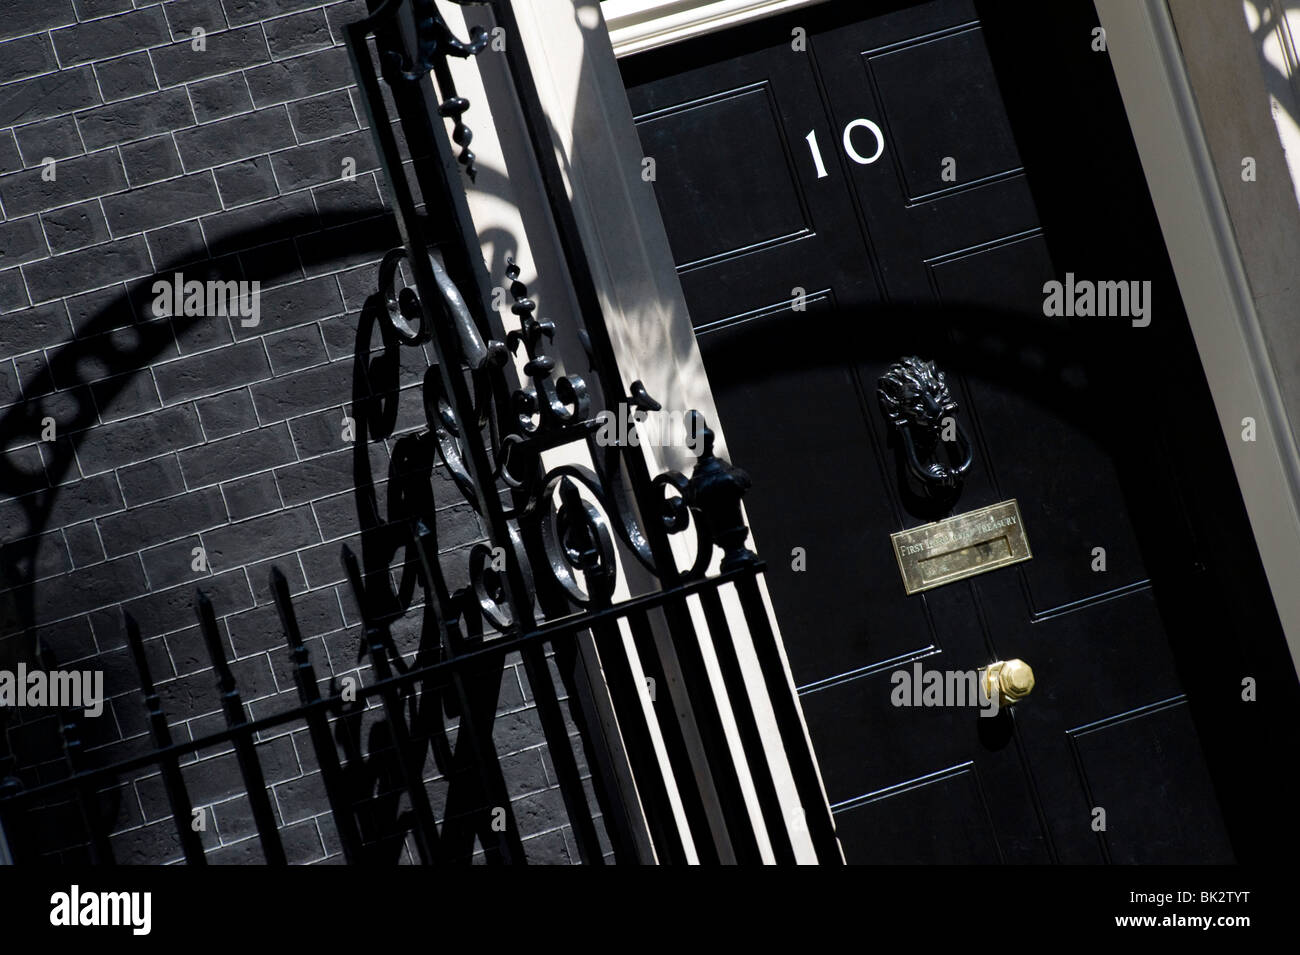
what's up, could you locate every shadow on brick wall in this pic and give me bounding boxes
[0,204,545,862]
[0,0,594,865]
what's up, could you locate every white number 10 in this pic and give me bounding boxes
[805,118,885,179]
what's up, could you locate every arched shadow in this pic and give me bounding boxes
[0,204,503,860]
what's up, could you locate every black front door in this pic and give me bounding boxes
[620,0,1300,863]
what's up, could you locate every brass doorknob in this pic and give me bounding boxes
[981,659,1035,706]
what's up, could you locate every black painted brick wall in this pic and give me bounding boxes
[0,0,582,864]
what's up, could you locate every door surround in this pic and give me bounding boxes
[1092,0,1300,677]
[602,0,829,57]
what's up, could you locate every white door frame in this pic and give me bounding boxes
[602,0,828,57]
[1095,0,1300,677]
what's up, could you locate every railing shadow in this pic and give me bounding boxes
[0,198,541,862]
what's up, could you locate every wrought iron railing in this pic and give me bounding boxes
[0,0,841,865]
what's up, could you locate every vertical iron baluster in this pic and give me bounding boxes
[409,524,526,863]
[40,639,114,865]
[512,445,652,863]
[342,545,442,864]
[516,641,606,863]
[195,591,287,865]
[548,632,643,862]
[270,568,364,865]
[59,713,114,864]
[733,575,844,864]
[694,587,796,863]
[124,614,206,864]
[620,611,718,863]
[0,776,18,864]
[653,596,764,863]
[587,617,689,864]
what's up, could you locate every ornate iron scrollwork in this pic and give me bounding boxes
[377,247,426,344]
[351,0,772,629]
[377,0,489,179]
[397,252,756,625]
[681,413,758,573]
[504,259,590,436]
[877,356,974,492]
[386,0,489,78]
[379,246,508,371]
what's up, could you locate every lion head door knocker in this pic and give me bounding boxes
[877,357,974,508]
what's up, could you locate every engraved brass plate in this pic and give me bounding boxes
[890,499,1032,595]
